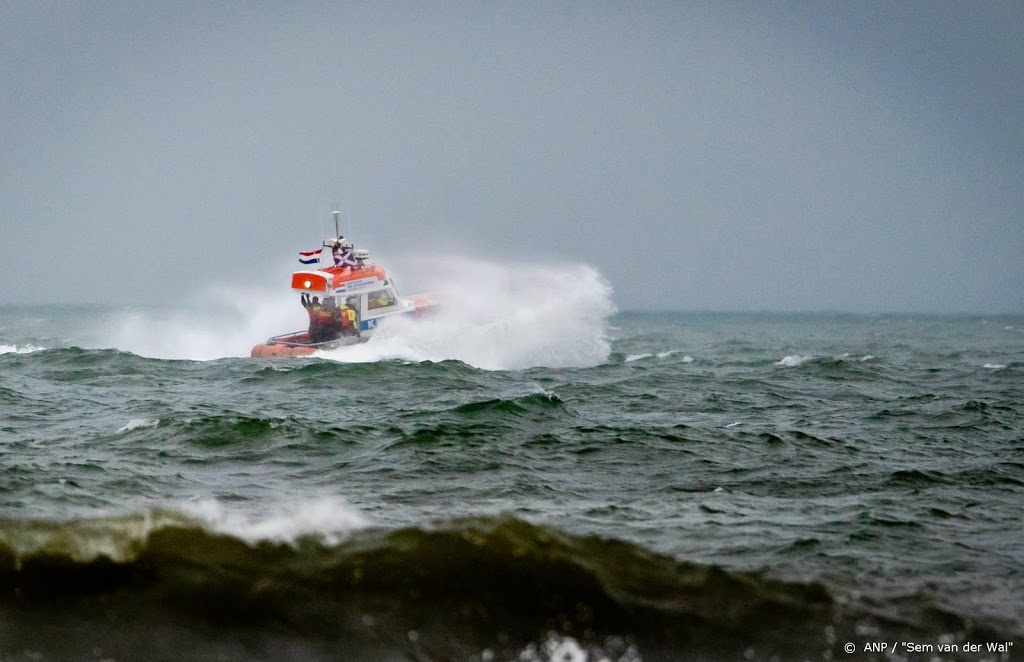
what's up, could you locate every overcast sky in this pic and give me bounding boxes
[1,1,1021,312]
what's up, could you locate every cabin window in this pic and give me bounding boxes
[367,288,398,310]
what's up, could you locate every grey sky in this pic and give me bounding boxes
[2,1,1021,312]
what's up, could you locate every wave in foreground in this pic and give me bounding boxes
[0,512,1012,662]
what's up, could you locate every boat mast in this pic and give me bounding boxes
[332,209,342,241]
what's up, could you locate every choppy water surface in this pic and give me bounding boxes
[1,299,1022,661]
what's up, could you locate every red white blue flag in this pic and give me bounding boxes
[298,248,322,265]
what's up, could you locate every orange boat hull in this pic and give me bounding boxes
[251,331,317,357]
[250,343,318,357]
[250,331,363,357]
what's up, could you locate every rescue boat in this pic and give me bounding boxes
[251,217,439,357]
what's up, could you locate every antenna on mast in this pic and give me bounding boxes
[331,208,342,240]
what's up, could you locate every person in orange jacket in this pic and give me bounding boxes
[302,294,337,342]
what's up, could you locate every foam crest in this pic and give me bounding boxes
[777,355,813,367]
[624,351,689,362]
[318,256,616,370]
[0,343,45,355]
[116,418,159,433]
[0,510,193,564]
[181,496,368,545]
[515,633,643,662]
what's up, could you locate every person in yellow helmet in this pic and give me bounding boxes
[340,297,359,336]
[369,290,395,310]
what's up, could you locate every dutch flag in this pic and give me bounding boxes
[298,248,322,265]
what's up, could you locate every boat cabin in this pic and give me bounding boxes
[290,262,404,329]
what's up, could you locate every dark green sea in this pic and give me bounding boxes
[1,300,1022,661]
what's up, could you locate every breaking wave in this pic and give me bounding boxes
[0,343,45,355]
[1,510,998,661]
[776,354,814,367]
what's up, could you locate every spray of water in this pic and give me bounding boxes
[318,256,616,370]
[92,283,300,360]
[84,255,615,368]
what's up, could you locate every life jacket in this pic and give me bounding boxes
[340,306,356,329]
[310,305,335,324]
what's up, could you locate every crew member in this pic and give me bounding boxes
[301,294,320,341]
[365,291,385,310]
[303,294,336,343]
[320,296,343,342]
[340,297,359,336]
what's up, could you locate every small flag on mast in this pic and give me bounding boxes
[298,248,322,265]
